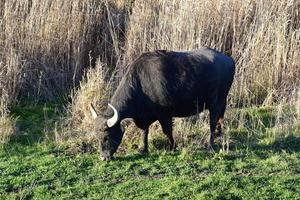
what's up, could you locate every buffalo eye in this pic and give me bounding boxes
[100,122,109,131]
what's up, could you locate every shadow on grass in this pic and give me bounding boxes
[231,133,300,153]
[7,104,59,146]
[116,133,300,162]
[255,135,300,152]
[115,153,158,162]
[114,150,181,162]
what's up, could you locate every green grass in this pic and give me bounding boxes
[0,105,300,199]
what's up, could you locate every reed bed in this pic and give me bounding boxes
[0,0,299,147]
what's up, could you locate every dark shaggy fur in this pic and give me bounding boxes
[96,47,235,160]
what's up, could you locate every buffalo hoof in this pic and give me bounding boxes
[138,148,149,155]
[100,155,112,161]
[169,143,177,152]
[206,144,215,153]
[215,131,222,138]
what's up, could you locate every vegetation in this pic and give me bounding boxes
[1,105,300,199]
[2,143,300,199]
[0,0,299,199]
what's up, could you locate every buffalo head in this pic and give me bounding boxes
[89,103,124,161]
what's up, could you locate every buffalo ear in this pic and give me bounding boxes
[89,104,98,119]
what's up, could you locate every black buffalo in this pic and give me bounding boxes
[90,47,235,161]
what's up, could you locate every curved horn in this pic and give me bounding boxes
[107,103,119,127]
[89,104,98,119]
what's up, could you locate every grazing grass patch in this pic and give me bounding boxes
[0,105,300,199]
[1,144,300,199]
[9,104,60,145]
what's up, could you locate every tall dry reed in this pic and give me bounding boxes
[0,0,129,144]
[0,0,128,103]
[0,99,15,146]
[125,0,300,106]
[0,0,299,148]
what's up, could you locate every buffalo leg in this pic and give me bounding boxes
[208,106,221,151]
[215,101,226,138]
[216,118,224,138]
[139,128,149,154]
[159,117,176,150]
[208,97,229,149]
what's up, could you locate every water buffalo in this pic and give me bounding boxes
[90,47,235,161]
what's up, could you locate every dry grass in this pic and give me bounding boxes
[0,0,128,146]
[0,0,128,103]
[1,0,298,106]
[0,0,299,149]
[0,100,15,146]
[68,59,110,132]
[54,59,111,151]
[125,0,300,106]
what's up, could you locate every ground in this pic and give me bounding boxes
[0,105,300,199]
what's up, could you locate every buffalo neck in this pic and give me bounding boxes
[107,69,137,121]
